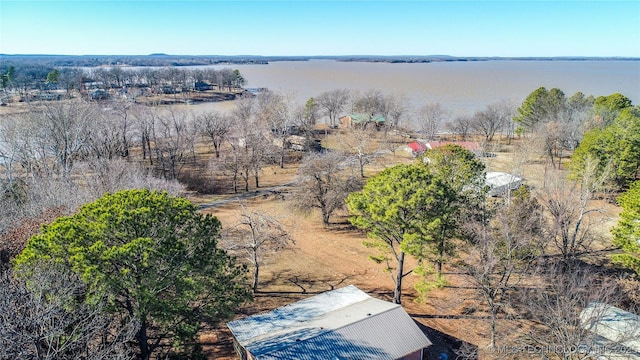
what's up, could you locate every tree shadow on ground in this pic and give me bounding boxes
[259,269,366,293]
[415,321,479,360]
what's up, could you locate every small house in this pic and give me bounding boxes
[83,81,104,91]
[227,285,432,360]
[89,89,109,100]
[406,141,428,155]
[340,114,386,129]
[194,80,212,91]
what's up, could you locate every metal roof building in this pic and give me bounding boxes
[580,302,640,359]
[339,114,386,128]
[227,285,432,360]
[485,172,524,197]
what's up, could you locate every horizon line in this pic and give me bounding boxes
[2,54,640,60]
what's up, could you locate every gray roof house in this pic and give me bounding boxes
[580,302,640,359]
[485,172,524,197]
[227,285,432,360]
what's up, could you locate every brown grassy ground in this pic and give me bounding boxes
[199,194,486,359]
[189,135,622,360]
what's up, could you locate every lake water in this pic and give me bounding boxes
[186,59,640,118]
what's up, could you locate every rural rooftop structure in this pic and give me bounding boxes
[485,171,524,197]
[580,302,640,359]
[227,285,432,360]
[339,113,386,128]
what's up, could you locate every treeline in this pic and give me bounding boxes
[1,86,637,257]
[0,63,247,99]
[0,54,270,67]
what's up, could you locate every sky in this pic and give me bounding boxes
[1,1,639,57]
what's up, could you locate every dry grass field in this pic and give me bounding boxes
[185,135,622,360]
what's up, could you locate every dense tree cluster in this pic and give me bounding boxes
[514,87,594,168]
[570,97,639,190]
[611,181,640,276]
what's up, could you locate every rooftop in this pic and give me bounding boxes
[227,285,432,360]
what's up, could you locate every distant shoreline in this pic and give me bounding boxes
[1,54,639,68]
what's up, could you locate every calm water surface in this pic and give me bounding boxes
[189,60,640,117]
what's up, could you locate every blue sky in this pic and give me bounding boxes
[1,1,639,57]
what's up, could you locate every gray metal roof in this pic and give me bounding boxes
[580,302,640,356]
[227,285,432,360]
[485,171,523,196]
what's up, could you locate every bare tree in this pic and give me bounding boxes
[108,98,135,157]
[86,104,132,160]
[223,202,294,292]
[217,68,235,91]
[199,111,231,158]
[536,120,571,169]
[291,152,362,226]
[151,107,191,180]
[132,106,155,165]
[496,99,517,143]
[77,158,185,199]
[515,264,635,360]
[292,97,321,152]
[471,101,512,143]
[335,125,378,178]
[0,114,23,186]
[221,138,242,193]
[415,102,449,140]
[0,264,137,360]
[386,93,408,130]
[446,115,473,141]
[228,96,271,190]
[30,100,95,178]
[257,90,293,169]
[463,188,546,348]
[317,89,350,127]
[538,158,613,263]
[351,89,386,115]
